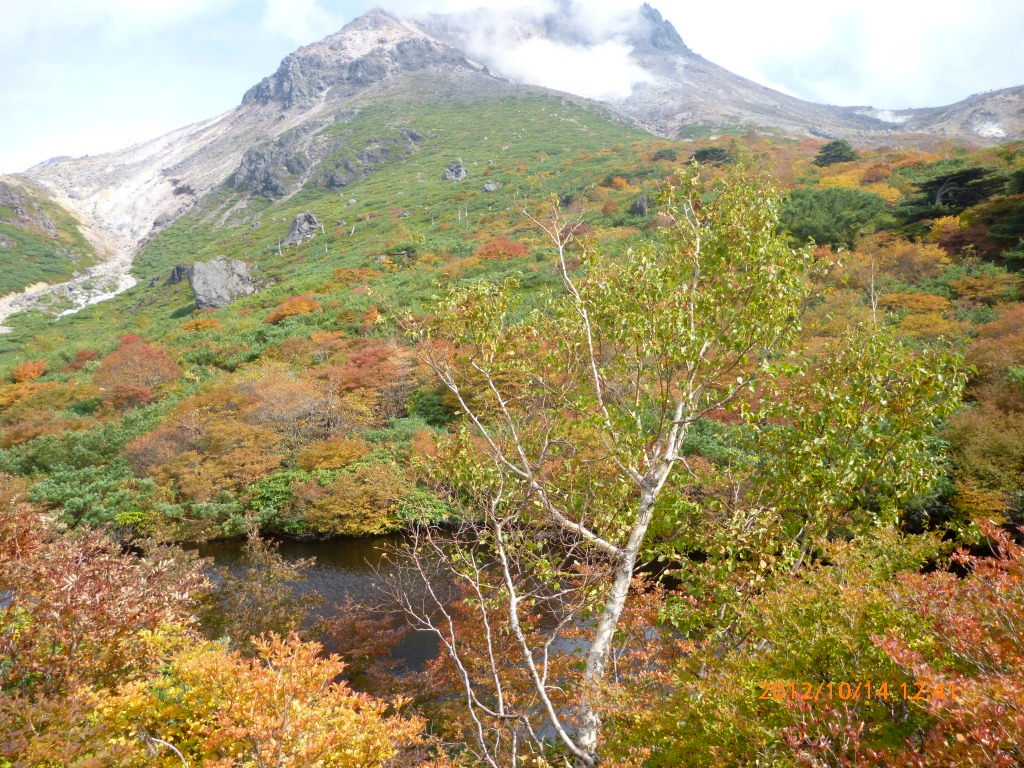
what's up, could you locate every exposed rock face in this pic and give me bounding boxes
[186,257,260,308]
[229,132,315,199]
[284,212,319,245]
[230,146,288,197]
[443,161,468,181]
[631,3,690,54]
[242,10,483,110]
[169,264,189,285]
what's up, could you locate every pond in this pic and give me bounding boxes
[195,534,440,668]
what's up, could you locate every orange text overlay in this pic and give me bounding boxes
[759,681,957,703]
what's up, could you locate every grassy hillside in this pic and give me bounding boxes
[0,178,96,296]
[0,87,1021,542]
[3,83,1024,768]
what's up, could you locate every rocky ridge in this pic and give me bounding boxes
[2,9,495,326]
[3,4,1022,329]
[414,2,1024,147]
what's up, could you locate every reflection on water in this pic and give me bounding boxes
[195,534,439,668]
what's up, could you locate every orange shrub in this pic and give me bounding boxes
[94,340,181,408]
[859,235,950,283]
[11,360,46,383]
[361,305,381,332]
[473,237,530,260]
[181,317,222,332]
[965,304,1024,382]
[298,462,410,536]
[949,273,1019,305]
[898,312,963,342]
[610,176,629,190]
[265,295,322,324]
[332,267,376,287]
[861,163,892,183]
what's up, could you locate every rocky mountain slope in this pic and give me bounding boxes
[2,4,1020,326]
[0,11,501,320]
[416,2,1024,146]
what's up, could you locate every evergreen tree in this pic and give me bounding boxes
[814,138,859,166]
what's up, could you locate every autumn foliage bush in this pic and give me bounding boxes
[99,632,424,768]
[265,294,322,324]
[61,348,97,372]
[295,461,411,535]
[0,482,207,763]
[873,521,1024,767]
[472,236,530,260]
[10,360,46,383]
[0,480,423,766]
[180,316,222,332]
[93,337,181,408]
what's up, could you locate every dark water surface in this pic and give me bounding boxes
[195,534,440,667]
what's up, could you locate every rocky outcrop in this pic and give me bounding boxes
[284,212,319,245]
[483,180,502,192]
[443,161,468,181]
[242,10,483,109]
[229,144,312,198]
[186,257,260,309]
[169,264,189,285]
[630,196,651,216]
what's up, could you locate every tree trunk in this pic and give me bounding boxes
[574,486,658,767]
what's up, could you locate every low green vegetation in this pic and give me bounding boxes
[0,179,96,295]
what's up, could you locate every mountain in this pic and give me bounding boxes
[1,4,1020,326]
[414,2,1024,145]
[0,10,506,323]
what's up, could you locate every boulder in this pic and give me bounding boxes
[630,196,651,216]
[443,161,468,181]
[284,212,319,245]
[483,180,502,192]
[326,173,350,190]
[168,264,190,285]
[152,212,175,229]
[186,257,260,309]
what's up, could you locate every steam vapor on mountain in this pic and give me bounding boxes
[407,1,676,100]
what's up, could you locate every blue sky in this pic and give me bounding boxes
[2,0,1022,174]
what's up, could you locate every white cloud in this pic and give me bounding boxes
[261,0,344,44]
[493,39,652,100]
[381,0,656,100]
[666,0,1024,109]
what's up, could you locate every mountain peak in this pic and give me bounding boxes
[241,8,478,109]
[634,3,689,54]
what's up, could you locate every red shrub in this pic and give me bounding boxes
[62,349,98,373]
[473,237,530,261]
[94,342,181,407]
